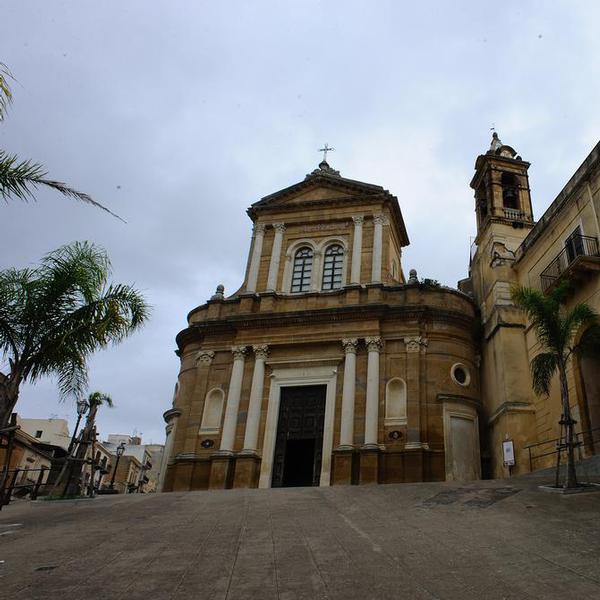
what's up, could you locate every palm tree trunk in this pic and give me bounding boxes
[558,362,578,488]
[0,373,20,429]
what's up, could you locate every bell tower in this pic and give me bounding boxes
[472,132,534,240]
[468,133,536,479]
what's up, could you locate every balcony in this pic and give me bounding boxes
[540,234,600,293]
[503,207,528,220]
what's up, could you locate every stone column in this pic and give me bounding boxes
[234,344,269,488]
[364,336,383,447]
[157,408,182,492]
[209,346,247,489]
[266,223,285,291]
[333,338,358,486]
[220,346,248,452]
[370,214,385,283]
[350,216,364,284]
[246,223,266,293]
[310,249,322,291]
[403,336,428,449]
[242,345,269,452]
[339,339,358,448]
[359,336,383,484]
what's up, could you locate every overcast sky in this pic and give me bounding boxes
[1,1,599,444]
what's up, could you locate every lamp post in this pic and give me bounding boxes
[108,442,126,491]
[67,398,89,455]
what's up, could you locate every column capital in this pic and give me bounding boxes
[231,346,248,360]
[196,350,215,365]
[352,215,364,225]
[252,344,269,360]
[372,213,388,225]
[341,338,359,354]
[253,223,267,235]
[365,336,383,352]
[272,222,286,233]
[404,336,428,353]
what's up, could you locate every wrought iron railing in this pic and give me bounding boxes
[0,466,48,507]
[524,426,600,484]
[540,234,599,292]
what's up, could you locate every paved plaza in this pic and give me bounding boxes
[1,479,600,599]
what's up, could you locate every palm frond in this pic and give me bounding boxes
[530,352,558,396]
[563,304,598,349]
[0,63,13,122]
[87,391,114,408]
[0,151,125,222]
[511,285,563,351]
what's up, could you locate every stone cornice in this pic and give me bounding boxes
[187,281,477,323]
[247,192,409,247]
[176,303,478,351]
[163,408,182,423]
[488,401,535,425]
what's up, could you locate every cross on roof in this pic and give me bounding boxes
[318,143,334,162]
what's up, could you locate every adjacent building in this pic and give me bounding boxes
[463,135,600,477]
[18,418,71,450]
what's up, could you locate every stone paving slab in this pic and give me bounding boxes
[1,480,600,599]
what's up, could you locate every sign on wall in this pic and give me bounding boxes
[502,439,515,466]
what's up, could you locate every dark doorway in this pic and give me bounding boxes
[283,439,316,487]
[271,385,326,488]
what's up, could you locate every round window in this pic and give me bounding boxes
[451,363,471,387]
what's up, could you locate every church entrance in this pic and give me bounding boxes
[271,385,326,487]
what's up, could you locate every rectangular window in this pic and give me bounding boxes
[35,430,43,438]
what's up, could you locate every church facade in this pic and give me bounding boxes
[159,136,600,492]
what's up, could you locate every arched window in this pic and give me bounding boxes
[322,244,344,290]
[200,388,225,433]
[291,247,313,292]
[501,173,519,210]
[385,378,407,425]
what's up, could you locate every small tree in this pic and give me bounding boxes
[0,241,149,428]
[50,391,115,497]
[511,281,600,488]
[0,62,121,219]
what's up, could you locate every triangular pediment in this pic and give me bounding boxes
[251,169,385,212]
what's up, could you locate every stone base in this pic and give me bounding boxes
[172,462,194,491]
[332,448,354,485]
[359,447,380,484]
[208,454,234,490]
[233,453,261,488]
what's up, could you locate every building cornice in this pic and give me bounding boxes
[176,301,478,351]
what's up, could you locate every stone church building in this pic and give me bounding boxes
[159,135,600,491]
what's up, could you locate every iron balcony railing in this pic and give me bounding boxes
[540,234,600,292]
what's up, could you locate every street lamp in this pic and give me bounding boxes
[67,398,89,455]
[108,442,126,491]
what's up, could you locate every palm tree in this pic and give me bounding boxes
[511,281,600,488]
[0,62,122,219]
[0,241,150,428]
[61,391,114,497]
